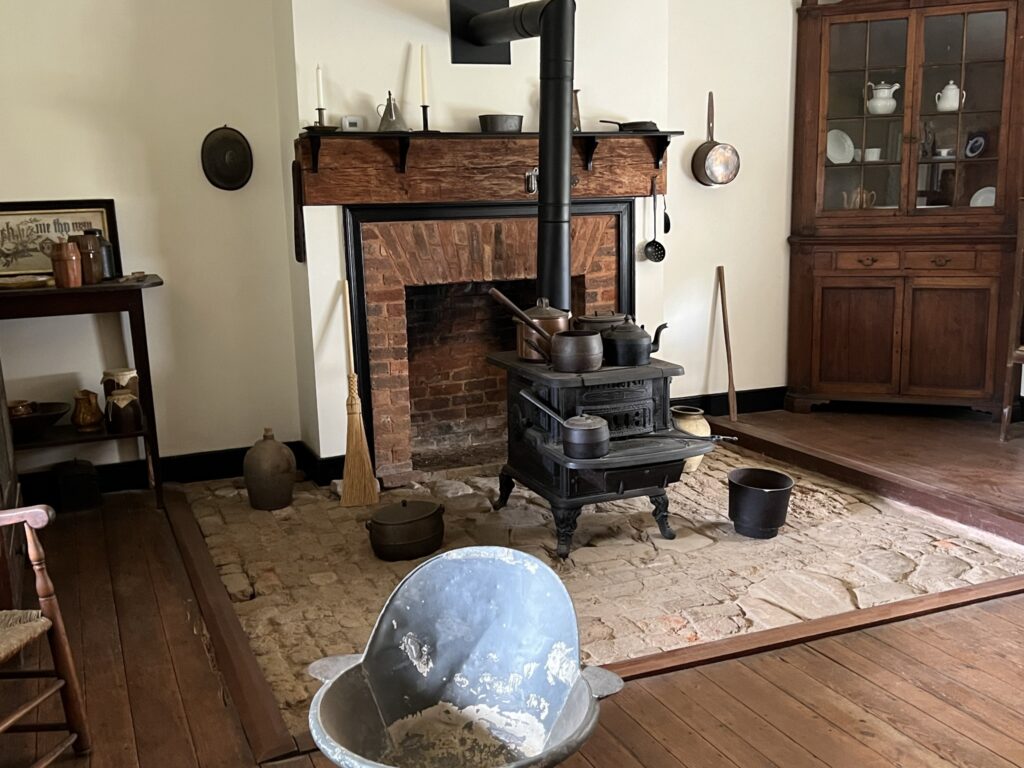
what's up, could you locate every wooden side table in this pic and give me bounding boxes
[0,275,165,508]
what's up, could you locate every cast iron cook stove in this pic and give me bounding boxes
[487,351,712,558]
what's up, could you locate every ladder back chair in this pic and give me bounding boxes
[1001,200,1024,441]
[0,504,91,765]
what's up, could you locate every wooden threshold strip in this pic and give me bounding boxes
[164,486,298,764]
[606,574,1024,680]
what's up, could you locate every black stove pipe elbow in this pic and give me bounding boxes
[468,0,576,312]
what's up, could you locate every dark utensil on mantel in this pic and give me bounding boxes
[663,194,672,233]
[519,389,610,459]
[644,177,666,262]
[599,119,660,132]
[489,288,603,372]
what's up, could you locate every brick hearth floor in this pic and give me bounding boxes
[187,447,1024,735]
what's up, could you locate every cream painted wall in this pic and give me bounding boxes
[0,0,301,470]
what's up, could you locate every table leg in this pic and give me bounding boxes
[551,504,581,559]
[494,467,515,510]
[127,294,163,509]
[651,494,675,540]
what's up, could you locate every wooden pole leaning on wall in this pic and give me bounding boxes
[340,281,380,507]
[717,265,738,422]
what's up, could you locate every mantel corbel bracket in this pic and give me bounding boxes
[649,135,672,169]
[580,136,600,172]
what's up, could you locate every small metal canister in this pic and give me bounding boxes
[516,298,570,362]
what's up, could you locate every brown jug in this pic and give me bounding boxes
[71,389,104,432]
[243,428,296,510]
[49,241,82,289]
[105,388,142,434]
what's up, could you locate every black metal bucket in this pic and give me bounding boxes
[727,468,794,539]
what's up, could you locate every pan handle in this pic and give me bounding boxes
[522,337,551,362]
[599,119,623,129]
[518,389,566,427]
[672,427,738,443]
[488,288,552,342]
[706,91,715,142]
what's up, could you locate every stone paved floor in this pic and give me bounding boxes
[186,447,1024,735]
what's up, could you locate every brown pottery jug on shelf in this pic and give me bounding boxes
[105,388,142,434]
[71,389,104,432]
[243,428,296,510]
[49,241,82,288]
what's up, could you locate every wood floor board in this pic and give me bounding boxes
[605,685,737,767]
[809,637,1024,766]
[976,596,1024,628]
[781,644,1004,768]
[595,697,689,768]
[559,752,595,768]
[638,676,775,768]
[917,609,1024,673]
[699,660,893,767]
[577,724,646,768]
[899,614,1024,683]
[655,669,828,768]
[133,495,254,768]
[740,650,950,768]
[833,630,1024,750]
[104,498,200,768]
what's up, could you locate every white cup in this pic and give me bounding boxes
[864,148,882,162]
[853,149,863,162]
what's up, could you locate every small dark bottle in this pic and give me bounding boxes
[83,227,117,279]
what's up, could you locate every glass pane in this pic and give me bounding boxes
[924,14,964,64]
[863,165,901,209]
[957,161,998,207]
[829,71,867,117]
[831,22,867,70]
[964,61,1004,112]
[865,118,903,163]
[824,166,863,210]
[961,111,1000,160]
[921,65,962,115]
[868,19,908,67]
[966,11,1007,61]
[827,119,864,163]
[916,162,957,207]
[920,114,960,160]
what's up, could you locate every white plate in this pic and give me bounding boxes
[826,130,855,164]
[970,186,996,207]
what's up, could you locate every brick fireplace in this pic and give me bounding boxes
[351,205,630,484]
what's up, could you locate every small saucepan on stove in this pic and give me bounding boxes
[519,389,610,459]
[490,288,603,372]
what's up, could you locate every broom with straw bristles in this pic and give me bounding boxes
[340,281,380,507]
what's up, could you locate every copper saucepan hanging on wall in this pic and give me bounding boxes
[692,92,740,186]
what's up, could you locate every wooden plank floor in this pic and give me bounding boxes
[710,408,1024,541]
[4,492,1024,767]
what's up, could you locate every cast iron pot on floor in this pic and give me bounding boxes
[727,468,794,539]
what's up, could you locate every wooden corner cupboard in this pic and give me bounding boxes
[788,0,1024,414]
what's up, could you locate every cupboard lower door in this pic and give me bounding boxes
[812,277,903,394]
[900,276,999,399]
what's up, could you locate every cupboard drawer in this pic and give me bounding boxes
[835,251,900,270]
[904,251,976,270]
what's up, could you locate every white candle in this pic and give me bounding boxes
[316,64,325,109]
[420,45,429,105]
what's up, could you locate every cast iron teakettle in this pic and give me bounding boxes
[602,315,668,367]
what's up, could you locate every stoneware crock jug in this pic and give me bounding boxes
[602,315,668,367]
[243,428,296,510]
[935,81,966,113]
[376,90,410,132]
[71,389,104,433]
[865,81,900,115]
[670,406,711,473]
[105,388,142,434]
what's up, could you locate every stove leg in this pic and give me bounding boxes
[651,494,675,540]
[494,469,515,510]
[552,505,581,559]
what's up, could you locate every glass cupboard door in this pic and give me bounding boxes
[823,17,910,212]
[913,8,1008,211]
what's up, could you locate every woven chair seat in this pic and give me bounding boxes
[0,610,51,664]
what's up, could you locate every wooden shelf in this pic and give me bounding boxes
[13,423,146,451]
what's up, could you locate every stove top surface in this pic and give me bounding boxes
[486,351,684,385]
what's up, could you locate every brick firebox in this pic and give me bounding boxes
[358,211,624,485]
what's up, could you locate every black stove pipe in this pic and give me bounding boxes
[469,0,576,311]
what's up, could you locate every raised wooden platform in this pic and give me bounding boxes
[710,408,1024,543]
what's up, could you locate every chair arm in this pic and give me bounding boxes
[0,505,55,530]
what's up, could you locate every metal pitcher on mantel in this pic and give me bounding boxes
[376,90,410,132]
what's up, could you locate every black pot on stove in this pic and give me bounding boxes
[602,316,668,367]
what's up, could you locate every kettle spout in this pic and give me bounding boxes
[651,323,668,353]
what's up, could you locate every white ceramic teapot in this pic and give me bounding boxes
[865,81,900,115]
[935,81,966,113]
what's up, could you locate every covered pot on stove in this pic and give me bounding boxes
[516,298,570,362]
[602,315,668,367]
[573,309,626,334]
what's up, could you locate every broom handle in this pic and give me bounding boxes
[342,280,357,376]
[717,265,738,422]
[347,373,361,409]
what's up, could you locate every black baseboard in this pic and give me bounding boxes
[671,386,787,418]
[18,441,346,505]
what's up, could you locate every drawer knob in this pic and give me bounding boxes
[857,255,878,266]
[932,255,951,267]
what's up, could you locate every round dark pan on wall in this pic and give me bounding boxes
[201,126,253,191]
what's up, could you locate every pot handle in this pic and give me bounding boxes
[522,337,551,363]
[706,91,715,142]
[518,388,566,426]
[488,288,552,341]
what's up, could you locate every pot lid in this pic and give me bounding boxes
[201,126,253,191]
[565,414,607,430]
[602,315,651,341]
[371,499,443,525]
[522,297,570,320]
[578,309,626,324]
